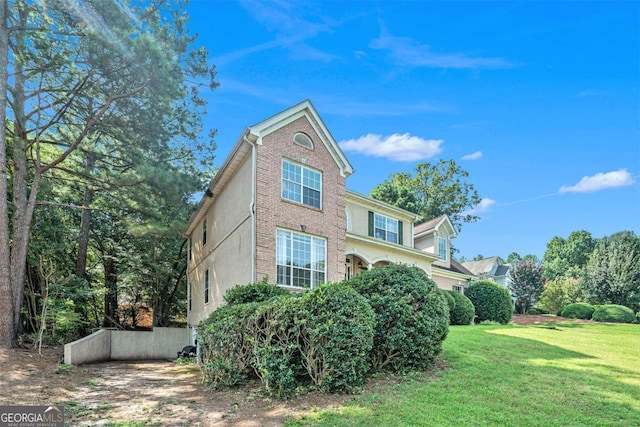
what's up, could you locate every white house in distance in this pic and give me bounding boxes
[462,256,512,289]
[184,100,474,343]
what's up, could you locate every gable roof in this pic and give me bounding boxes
[461,256,502,276]
[247,99,354,178]
[413,214,457,239]
[185,101,355,236]
[435,258,476,276]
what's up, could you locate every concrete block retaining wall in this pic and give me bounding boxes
[64,327,188,365]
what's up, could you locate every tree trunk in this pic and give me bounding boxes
[74,152,95,335]
[103,247,119,327]
[0,0,14,347]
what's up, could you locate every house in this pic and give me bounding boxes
[461,256,512,288]
[414,215,475,293]
[184,100,472,343]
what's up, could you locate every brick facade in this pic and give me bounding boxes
[254,116,346,284]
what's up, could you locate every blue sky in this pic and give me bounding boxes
[186,0,639,260]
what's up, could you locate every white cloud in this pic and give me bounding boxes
[462,151,483,160]
[338,133,443,162]
[370,25,518,70]
[462,198,496,216]
[559,169,636,194]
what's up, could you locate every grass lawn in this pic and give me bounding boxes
[288,321,640,427]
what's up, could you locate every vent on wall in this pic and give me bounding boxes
[293,132,314,149]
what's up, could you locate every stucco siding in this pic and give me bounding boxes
[187,152,253,326]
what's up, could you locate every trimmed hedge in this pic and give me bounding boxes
[445,290,475,325]
[443,291,456,312]
[198,302,261,389]
[636,311,640,324]
[344,264,449,372]
[223,277,289,306]
[298,284,375,392]
[560,302,595,320]
[591,304,635,323]
[465,280,513,324]
[199,282,375,396]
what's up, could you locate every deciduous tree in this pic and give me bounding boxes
[509,260,545,314]
[371,159,481,231]
[582,231,640,312]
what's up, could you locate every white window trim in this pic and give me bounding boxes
[281,159,323,209]
[438,236,447,261]
[276,228,327,289]
[374,212,399,244]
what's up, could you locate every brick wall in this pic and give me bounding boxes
[255,116,346,285]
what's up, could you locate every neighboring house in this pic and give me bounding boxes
[462,256,513,289]
[184,100,471,343]
[414,215,475,293]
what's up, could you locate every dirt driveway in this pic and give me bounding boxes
[0,346,355,426]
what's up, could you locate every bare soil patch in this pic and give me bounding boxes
[0,346,413,426]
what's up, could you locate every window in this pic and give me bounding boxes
[282,160,322,209]
[189,238,193,260]
[374,213,399,244]
[276,229,326,288]
[438,236,447,261]
[188,283,192,311]
[293,132,314,149]
[202,218,207,246]
[204,269,210,304]
[452,285,464,294]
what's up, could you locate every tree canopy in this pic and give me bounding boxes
[0,0,217,346]
[370,159,481,231]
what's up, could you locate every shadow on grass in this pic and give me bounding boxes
[292,325,640,427]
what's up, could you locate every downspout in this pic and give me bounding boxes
[243,134,257,283]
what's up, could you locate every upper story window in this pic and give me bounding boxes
[276,229,326,289]
[371,212,400,244]
[293,132,314,149]
[282,160,322,209]
[438,236,447,261]
[202,218,207,246]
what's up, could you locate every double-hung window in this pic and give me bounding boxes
[438,236,447,261]
[202,218,207,246]
[276,229,326,288]
[452,285,463,294]
[282,160,322,209]
[374,213,399,244]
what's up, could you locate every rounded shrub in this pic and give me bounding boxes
[465,280,513,324]
[344,264,449,372]
[591,304,635,323]
[198,302,261,389]
[560,302,595,320]
[445,290,475,325]
[223,277,289,305]
[636,311,640,324]
[297,283,375,393]
[442,290,456,312]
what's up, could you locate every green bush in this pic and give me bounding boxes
[198,302,261,389]
[344,264,449,372]
[223,277,289,306]
[465,280,514,324]
[636,311,640,324]
[560,302,595,320]
[445,290,475,325]
[591,304,635,323]
[247,295,303,396]
[298,284,375,393]
[442,290,456,312]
